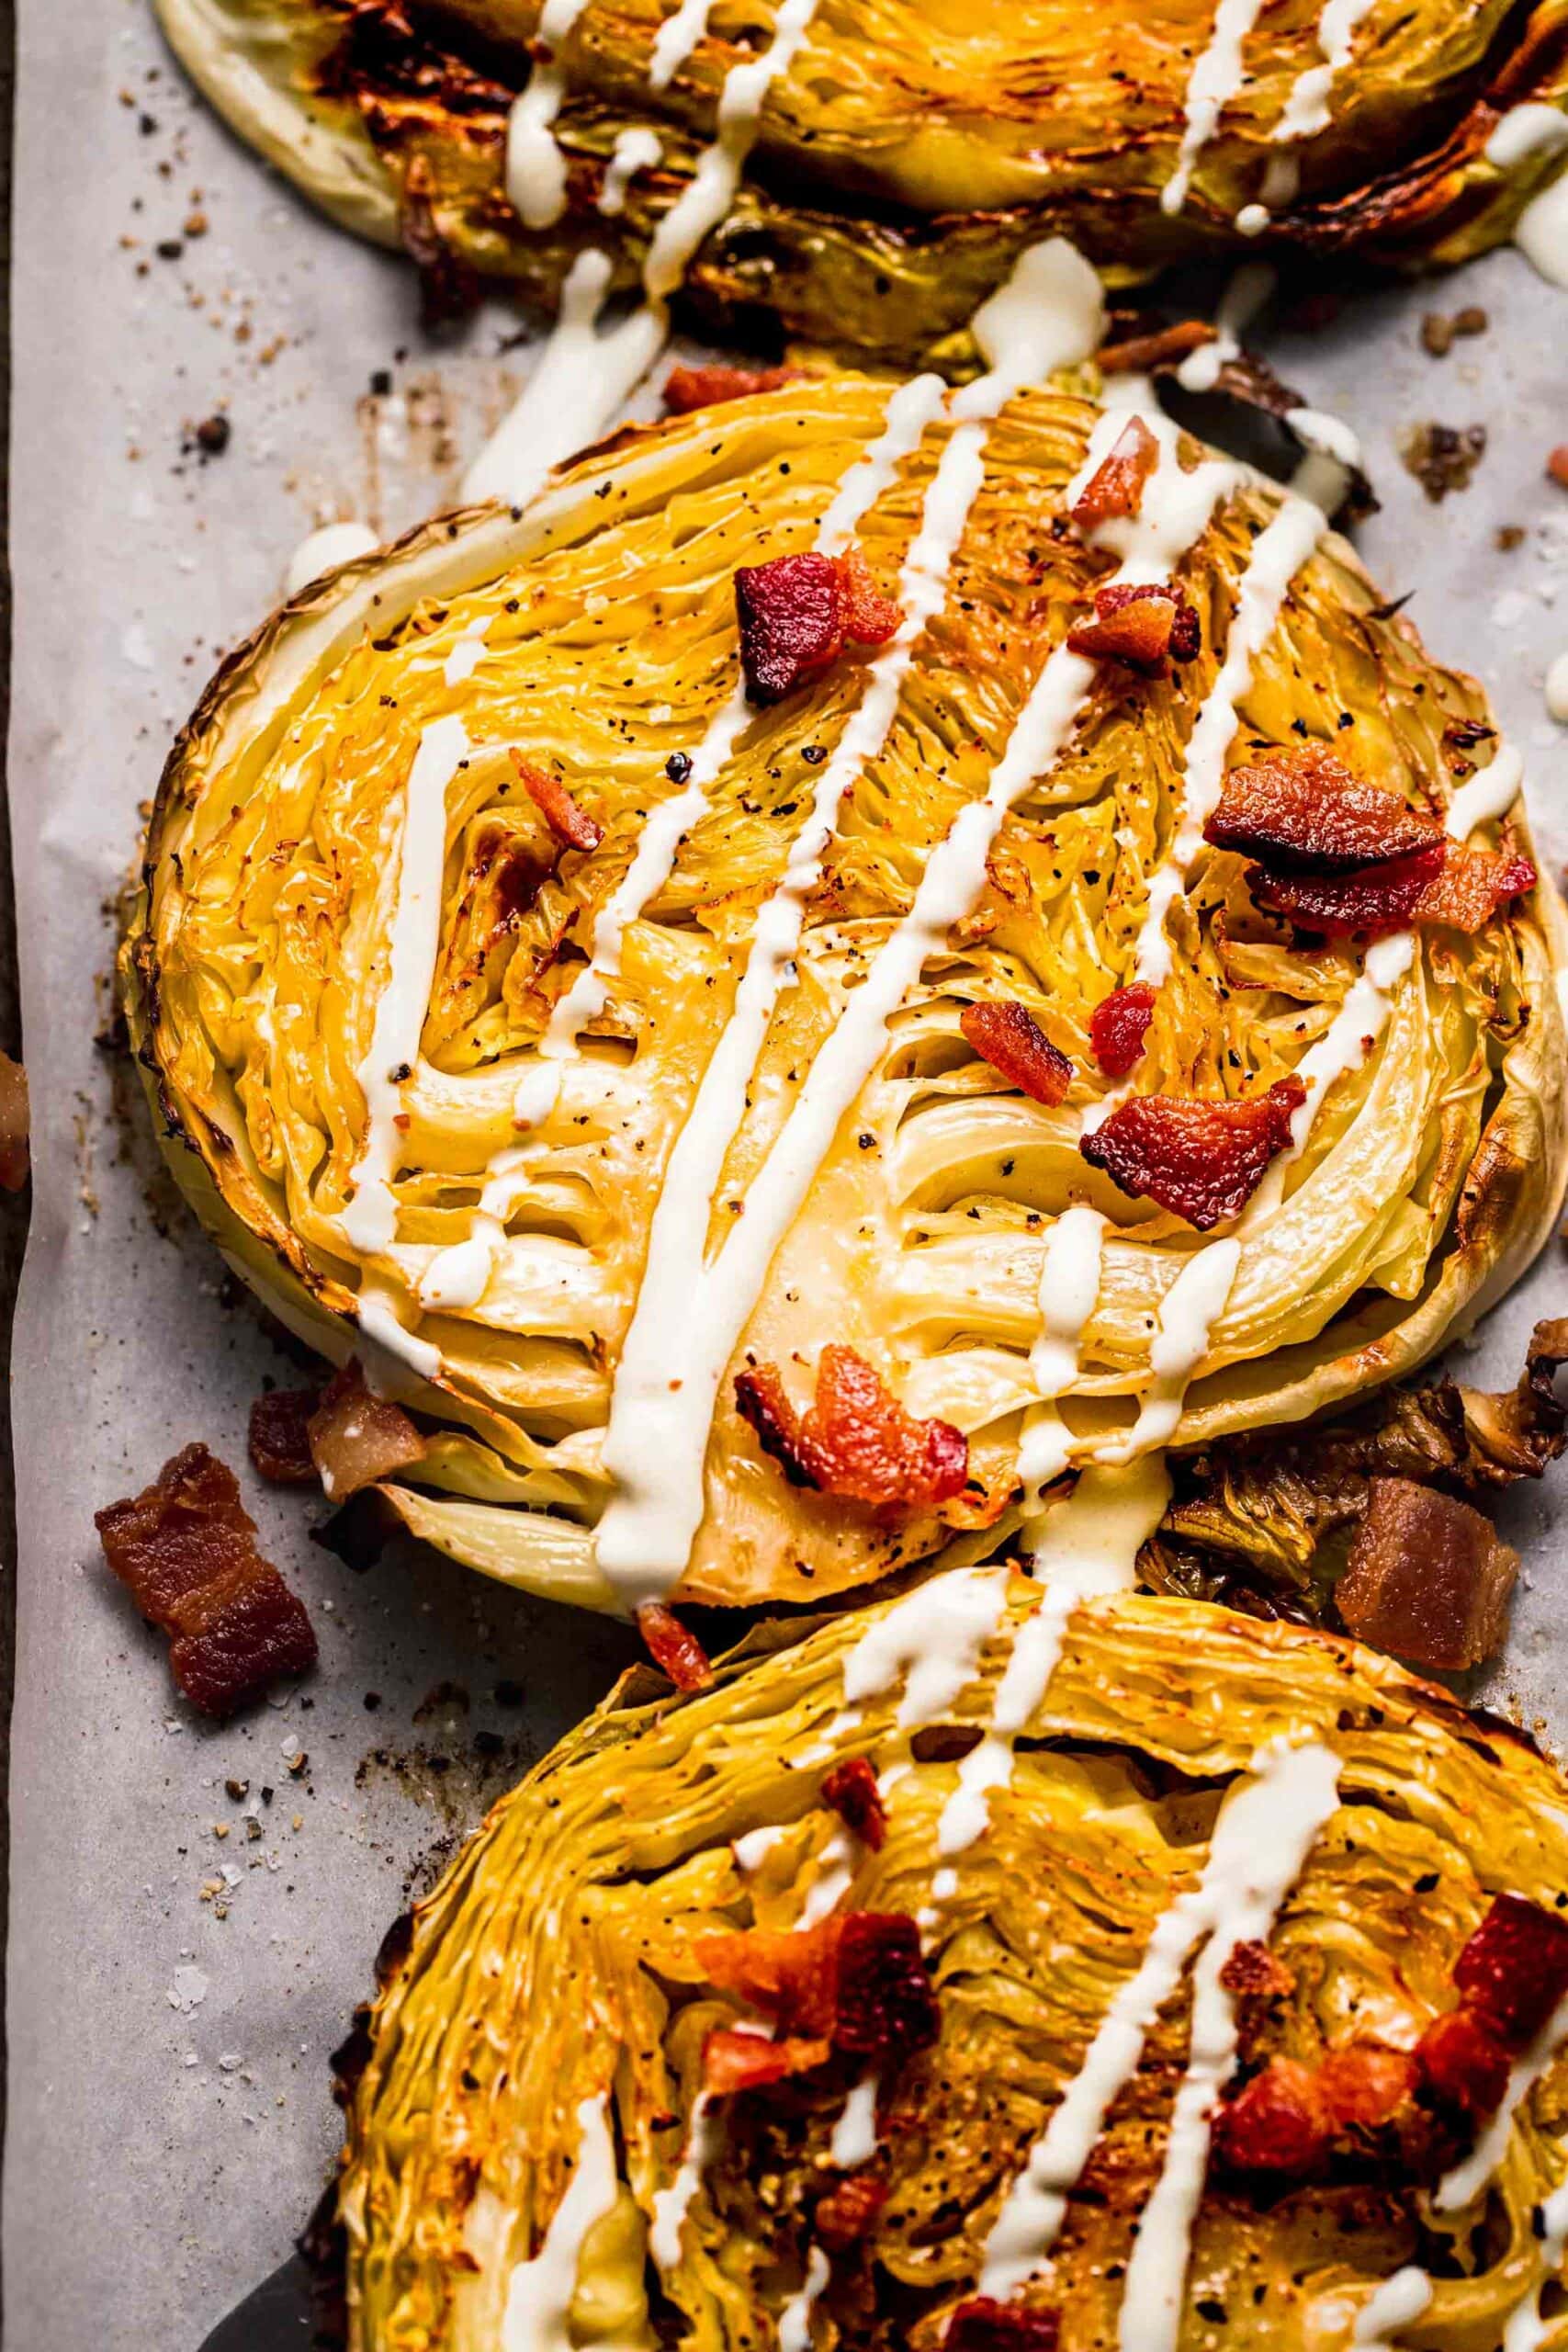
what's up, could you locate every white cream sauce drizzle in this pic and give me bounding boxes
[1176,263,1275,394]
[649,2091,718,2270]
[977,1737,1341,2303]
[777,2246,830,2352]
[650,0,719,87]
[592,241,1106,1598]
[931,1459,1171,1872]
[1101,1239,1244,1461]
[1015,1204,1107,1501]
[341,716,472,1262]
[1514,172,1568,289]
[1117,1742,1343,2351]
[1501,2172,1568,2350]
[598,126,663,215]
[1161,0,1269,218]
[1272,0,1379,145]
[502,2091,622,2352]
[1352,2266,1434,2346]
[1436,1987,1568,2212]
[829,2072,881,2167]
[474,0,826,507]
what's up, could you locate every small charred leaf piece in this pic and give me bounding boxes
[1079,1079,1305,1230]
[1066,582,1200,673]
[1452,1894,1568,2048]
[1205,746,1443,871]
[636,1600,714,1692]
[734,549,899,705]
[249,1386,321,1485]
[1071,416,1158,531]
[662,363,804,413]
[1219,1939,1294,1999]
[946,2298,1062,2352]
[1251,840,1534,937]
[309,1361,427,1501]
[1089,982,1156,1080]
[822,1755,888,1849]
[959,1000,1073,1105]
[735,1345,968,1510]
[511,751,604,852]
[96,1443,318,1718]
[1335,1476,1517,1670]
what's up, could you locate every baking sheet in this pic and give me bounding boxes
[4,3,1568,2344]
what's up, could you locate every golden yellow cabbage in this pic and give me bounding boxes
[325,1577,1568,2350]
[154,0,1568,364]
[120,374,1567,1609]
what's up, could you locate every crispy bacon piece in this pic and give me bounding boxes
[1416,2007,1510,2118]
[1205,748,1443,871]
[1071,416,1158,531]
[663,362,804,414]
[511,751,604,853]
[1213,2044,1417,2177]
[1079,1078,1306,1231]
[1335,1477,1518,1670]
[1066,582,1201,673]
[1249,841,1535,937]
[637,1600,714,1692]
[822,1757,888,1849]
[248,1387,321,1485]
[734,549,901,705]
[96,1443,317,1718]
[735,1345,968,1511]
[945,2297,1062,2352]
[0,1050,28,1190]
[697,1910,939,2076]
[1452,1894,1568,2048]
[308,1362,427,1501]
[960,1001,1073,1106]
[814,2170,887,2252]
[1098,320,1217,377]
[702,2028,829,2097]
[1219,1939,1295,2000]
[1089,983,1156,1080]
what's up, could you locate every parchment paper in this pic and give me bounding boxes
[3,4,1567,2345]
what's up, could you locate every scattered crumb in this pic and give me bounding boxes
[1419,306,1488,357]
[1496,525,1527,551]
[1398,421,1486,503]
[1549,447,1568,491]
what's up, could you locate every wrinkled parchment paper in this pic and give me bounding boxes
[5,3,1568,2343]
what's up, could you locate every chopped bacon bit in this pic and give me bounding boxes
[1213,2056,1333,2177]
[1205,747,1442,871]
[1336,1476,1518,1670]
[248,1387,321,1485]
[735,1345,968,1512]
[637,1600,714,1692]
[1098,320,1218,377]
[822,1757,887,1849]
[0,1050,28,1190]
[1066,582,1201,674]
[835,1911,940,2057]
[734,549,901,706]
[960,1000,1073,1106]
[1071,416,1159,531]
[1250,840,1535,937]
[697,1909,938,2075]
[1416,2006,1511,2118]
[1079,1078,1305,1231]
[1452,1894,1568,2048]
[1549,445,1568,492]
[308,1361,426,1502]
[96,1443,317,1718]
[1089,983,1156,1080]
[814,2169,887,2252]
[702,2027,829,2098]
[1316,2042,1420,2131]
[946,2297,1062,2352]
[1219,1939,1295,2000]
[510,750,604,853]
[662,362,804,415]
